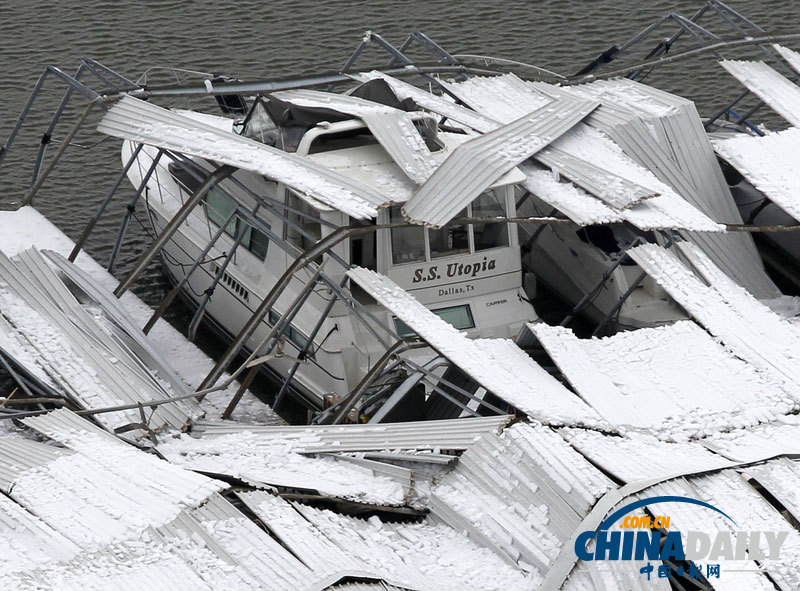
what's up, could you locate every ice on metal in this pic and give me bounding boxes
[721,59,800,128]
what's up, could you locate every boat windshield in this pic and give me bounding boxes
[389,188,510,265]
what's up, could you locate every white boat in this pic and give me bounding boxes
[118,92,536,410]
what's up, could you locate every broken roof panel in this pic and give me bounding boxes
[561,428,734,483]
[431,422,614,578]
[347,267,601,426]
[526,320,796,438]
[274,89,436,184]
[157,431,408,507]
[775,43,800,77]
[713,127,800,221]
[721,59,800,128]
[190,414,511,451]
[702,420,800,463]
[355,71,499,133]
[535,77,778,297]
[441,73,553,124]
[97,96,385,219]
[628,242,800,390]
[402,96,598,228]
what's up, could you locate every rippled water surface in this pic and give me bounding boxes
[0,1,798,389]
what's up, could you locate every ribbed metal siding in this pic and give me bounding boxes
[97,95,385,219]
[402,96,598,228]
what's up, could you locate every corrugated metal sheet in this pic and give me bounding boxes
[355,71,498,133]
[402,96,598,228]
[713,127,800,220]
[0,436,69,492]
[536,77,778,297]
[190,414,512,452]
[42,249,199,414]
[430,422,614,578]
[534,144,657,209]
[157,430,410,507]
[703,421,800,463]
[22,408,123,447]
[746,457,800,525]
[441,73,553,124]
[628,242,800,389]
[561,428,734,483]
[0,492,80,575]
[0,248,191,432]
[519,163,621,225]
[525,320,795,438]
[97,95,385,219]
[775,43,800,77]
[346,267,601,426]
[721,59,800,128]
[644,473,800,590]
[274,89,436,184]
[0,421,224,551]
[238,491,387,588]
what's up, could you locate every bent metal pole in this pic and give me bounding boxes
[113,164,236,298]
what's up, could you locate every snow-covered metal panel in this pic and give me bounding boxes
[402,96,599,228]
[97,96,384,219]
[538,77,778,297]
[441,73,553,124]
[703,421,800,463]
[346,267,601,426]
[713,127,800,221]
[157,431,409,506]
[431,422,614,577]
[628,242,800,390]
[0,436,69,492]
[190,414,512,451]
[274,89,436,184]
[721,59,800,128]
[534,144,657,209]
[22,407,121,446]
[775,43,800,77]
[561,428,735,483]
[526,320,796,439]
[355,71,499,133]
[0,249,192,432]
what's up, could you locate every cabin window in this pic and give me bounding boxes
[472,190,509,251]
[393,304,475,337]
[429,207,469,259]
[388,189,510,266]
[389,205,425,264]
[285,191,321,251]
[169,161,270,261]
[268,309,311,353]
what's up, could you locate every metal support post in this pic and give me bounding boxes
[113,164,236,297]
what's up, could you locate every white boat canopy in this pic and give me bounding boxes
[97,95,387,219]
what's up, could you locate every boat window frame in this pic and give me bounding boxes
[385,186,514,268]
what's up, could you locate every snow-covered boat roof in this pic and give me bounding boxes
[721,58,800,128]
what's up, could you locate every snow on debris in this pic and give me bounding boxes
[98,96,383,219]
[713,127,800,221]
[241,490,533,591]
[2,424,224,551]
[346,266,601,426]
[158,431,406,506]
[561,428,734,483]
[721,59,800,128]
[529,321,798,440]
[629,242,800,392]
[431,422,614,581]
[0,206,277,425]
[442,73,553,124]
[702,417,800,463]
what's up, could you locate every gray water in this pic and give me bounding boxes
[0,0,798,384]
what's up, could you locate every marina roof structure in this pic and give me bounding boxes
[713,126,800,221]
